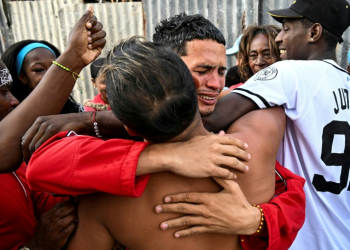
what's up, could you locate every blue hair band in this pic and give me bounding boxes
[16,43,56,76]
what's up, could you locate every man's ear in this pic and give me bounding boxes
[309,23,322,43]
[124,125,138,137]
[18,72,27,84]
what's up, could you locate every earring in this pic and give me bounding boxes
[310,38,314,42]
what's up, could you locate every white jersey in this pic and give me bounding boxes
[234,60,350,250]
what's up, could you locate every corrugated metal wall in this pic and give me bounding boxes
[0,0,11,55]
[2,0,350,103]
[10,0,80,51]
[55,2,144,102]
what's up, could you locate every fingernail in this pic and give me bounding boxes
[160,223,168,230]
[245,165,249,172]
[244,143,248,149]
[233,174,237,179]
[247,153,251,160]
[155,206,162,213]
[174,233,180,238]
[164,197,171,203]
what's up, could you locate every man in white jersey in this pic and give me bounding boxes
[155,0,350,249]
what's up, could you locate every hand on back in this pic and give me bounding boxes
[25,199,78,250]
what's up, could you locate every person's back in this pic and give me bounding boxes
[68,107,282,250]
[76,172,241,250]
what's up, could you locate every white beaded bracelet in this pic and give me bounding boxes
[93,111,102,138]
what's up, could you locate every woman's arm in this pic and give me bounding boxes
[0,7,106,173]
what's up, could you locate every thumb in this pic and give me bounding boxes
[78,6,93,27]
[212,177,235,190]
[218,130,226,136]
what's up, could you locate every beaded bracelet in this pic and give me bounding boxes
[52,61,84,93]
[253,204,264,234]
[93,111,102,138]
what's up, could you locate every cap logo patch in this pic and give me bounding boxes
[0,68,13,88]
[254,66,278,81]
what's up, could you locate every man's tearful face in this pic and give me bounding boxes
[181,39,227,116]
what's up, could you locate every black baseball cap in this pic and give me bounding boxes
[268,0,350,43]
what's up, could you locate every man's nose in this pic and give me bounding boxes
[275,31,283,44]
[206,73,221,90]
[9,92,19,107]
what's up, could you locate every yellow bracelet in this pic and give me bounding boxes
[253,204,264,234]
[52,61,84,93]
[52,61,84,81]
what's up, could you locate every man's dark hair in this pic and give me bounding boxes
[1,39,82,114]
[90,57,105,80]
[153,13,226,56]
[300,18,339,49]
[225,66,242,87]
[102,36,198,142]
